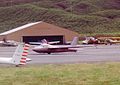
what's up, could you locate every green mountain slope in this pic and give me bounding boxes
[0,0,120,34]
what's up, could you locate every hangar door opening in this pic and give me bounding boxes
[23,35,64,44]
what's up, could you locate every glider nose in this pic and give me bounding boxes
[32,47,44,53]
[32,47,39,51]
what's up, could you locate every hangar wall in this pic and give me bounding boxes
[0,22,79,42]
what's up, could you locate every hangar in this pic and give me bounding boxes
[0,21,79,44]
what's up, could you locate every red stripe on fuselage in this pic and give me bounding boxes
[33,48,77,53]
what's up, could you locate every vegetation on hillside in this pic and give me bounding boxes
[0,0,119,34]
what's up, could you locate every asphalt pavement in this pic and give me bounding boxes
[0,45,120,65]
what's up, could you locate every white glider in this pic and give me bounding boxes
[0,43,31,66]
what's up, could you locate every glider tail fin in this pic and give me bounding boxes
[71,37,79,46]
[41,39,48,44]
[11,43,30,66]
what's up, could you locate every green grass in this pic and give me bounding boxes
[0,63,120,85]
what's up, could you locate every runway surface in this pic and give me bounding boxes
[0,45,120,65]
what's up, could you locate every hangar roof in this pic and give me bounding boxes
[0,21,42,36]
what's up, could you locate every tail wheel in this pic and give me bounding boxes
[48,52,51,54]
